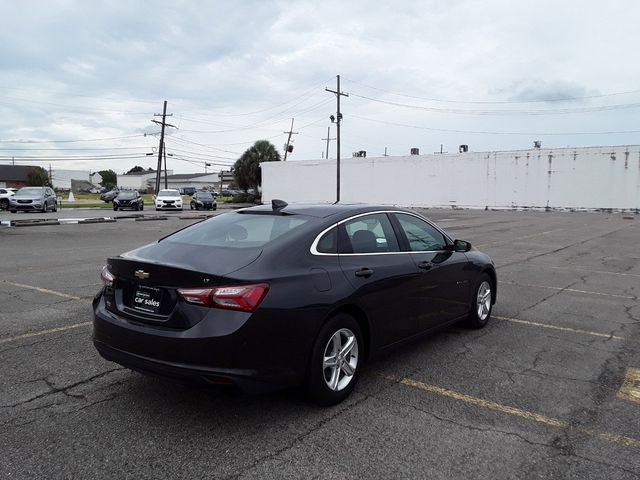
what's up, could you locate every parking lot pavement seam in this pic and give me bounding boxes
[0,321,91,345]
[388,397,640,475]
[498,281,637,300]
[494,316,631,342]
[617,369,640,404]
[381,375,640,450]
[548,265,640,279]
[225,375,404,480]
[475,228,567,248]
[496,223,636,270]
[0,367,125,409]
[1,280,81,300]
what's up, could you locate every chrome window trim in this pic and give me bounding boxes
[309,210,453,257]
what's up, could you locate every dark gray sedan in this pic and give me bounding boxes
[9,187,57,213]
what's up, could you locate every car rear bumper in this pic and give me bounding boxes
[92,294,302,392]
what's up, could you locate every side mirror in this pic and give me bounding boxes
[453,239,472,252]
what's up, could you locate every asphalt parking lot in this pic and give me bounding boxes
[1,208,639,479]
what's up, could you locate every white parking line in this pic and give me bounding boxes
[1,281,81,300]
[494,315,630,342]
[498,281,636,299]
[0,322,91,345]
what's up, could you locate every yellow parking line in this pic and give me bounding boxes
[384,375,640,449]
[0,322,92,345]
[499,281,635,300]
[494,315,629,342]
[618,368,640,404]
[1,280,81,300]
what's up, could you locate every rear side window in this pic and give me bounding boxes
[166,212,309,248]
[395,213,447,251]
[340,213,399,254]
[316,227,337,254]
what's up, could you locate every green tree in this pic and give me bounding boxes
[98,169,117,189]
[27,167,50,186]
[233,140,281,194]
[126,165,145,174]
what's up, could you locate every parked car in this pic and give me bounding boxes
[100,188,120,203]
[0,188,16,210]
[220,189,233,196]
[93,201,496,406]
[154,189,183,211]
[9,186,57,213]
[113,191,144,211]
[190,191,217,210]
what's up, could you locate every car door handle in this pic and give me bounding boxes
[354,268,374,278]
[418,261,433,271]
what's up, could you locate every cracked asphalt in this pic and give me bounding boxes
[1,209,639,479]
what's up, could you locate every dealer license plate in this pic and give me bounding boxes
[133,285,162,314]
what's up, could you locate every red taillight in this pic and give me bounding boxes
[178,283,269,313]
[101,266,115,287]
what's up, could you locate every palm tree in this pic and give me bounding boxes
[233,140,281,194]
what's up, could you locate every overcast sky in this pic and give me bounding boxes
[1,0,639,175]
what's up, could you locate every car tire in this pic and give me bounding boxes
[306,313,363,406]
[10,210,16,213]
[52,203,57,212]
[465,273,493,329]
[0,199,8,210]
[140,204,144,211]
[190,204,194,210]
[213,205,217,211]
[113,206,118,211]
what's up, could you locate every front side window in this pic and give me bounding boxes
[340,213,399,254]
[395,214,447,251]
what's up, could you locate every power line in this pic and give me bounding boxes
[343,78,640,105]
[350,114,640,136]
[349,92,640,115]
[0,134,147,144]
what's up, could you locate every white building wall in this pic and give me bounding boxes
[51,169,91,190]
[261,145,640,210]
[117,171,172,190]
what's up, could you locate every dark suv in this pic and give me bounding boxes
[113,191,144,211]
[9,187,57,213]
[189,191,217,210]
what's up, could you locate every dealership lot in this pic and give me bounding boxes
[1,209,639,479]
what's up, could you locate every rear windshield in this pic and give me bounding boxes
[165,212,309,248]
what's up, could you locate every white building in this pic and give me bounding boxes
[51,169,101,190]
[117,170,173,190]
[261,144,640,211]
[141,172,221,191]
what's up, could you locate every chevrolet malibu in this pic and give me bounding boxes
[93,201,496,405]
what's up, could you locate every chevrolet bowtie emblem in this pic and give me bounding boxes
[134,270,150,280]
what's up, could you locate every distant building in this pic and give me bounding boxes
[117,170,173,191]
[146,172,221,191]
[50,169,101,191]
[0,165,39,188]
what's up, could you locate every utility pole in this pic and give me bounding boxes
[283,118,298,161]
[326,75,348,202]
[12,156,15,165]
[151,101,177,194]
[384,147,388,157]
[49,163,52,187]
[163,140,168,189]
[321,127,336,160]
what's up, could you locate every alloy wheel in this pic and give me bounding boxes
[322,328,359,392]
[476,281,492,321]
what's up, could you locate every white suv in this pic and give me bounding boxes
[0,188,16,210]
[155,189,183,211]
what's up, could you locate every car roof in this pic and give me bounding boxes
[239,202,411,218]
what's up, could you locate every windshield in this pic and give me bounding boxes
[165,212,310,249]
[16,188,44,196]
[198,193,213,199]
[158,190,179,197]
[117,192,136,199]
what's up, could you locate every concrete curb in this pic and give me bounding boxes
[135,216,168,222]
